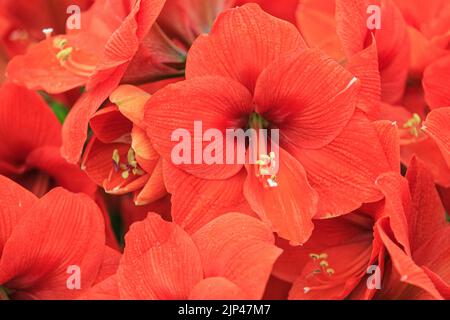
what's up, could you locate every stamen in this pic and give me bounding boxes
[53,37,68,49]
[56,47,73,62]
[319,260,329,268]
[326,268,335,275]
[403,113,422,137]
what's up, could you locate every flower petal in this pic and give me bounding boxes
[0,188,105,299]
[186,3,306,92]
[145,76,253,180]
[117,213,203,299]
[192,213,282,300]
[254,49,359,150]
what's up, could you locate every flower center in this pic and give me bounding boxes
[112,148,145,180]
[53,37,97,78]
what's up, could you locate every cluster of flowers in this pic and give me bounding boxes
[0,0,449,300]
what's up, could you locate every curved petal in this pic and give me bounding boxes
[0,188,105,299]
[26,146,97,196]
[189,277,249,300]
[117,213,203,300]
[423,54,450,109]
[192,213,282,300]
[0,176,37,256]
[164,161,254,234]
[186,3,306,92]
[244,147,318,245]
[0,83,61,168]
[254,49,359,150]
[145,76,253,180]
[294,112,393,218]
[423,107,450,165]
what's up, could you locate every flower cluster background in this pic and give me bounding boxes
[0,0,449,300]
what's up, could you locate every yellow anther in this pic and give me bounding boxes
[403,113,422,137]
[319,253,328,259]
[53,38,68,49]
[112,149,120,165]
[122,170,130,180]
[326,268,335,275]
[320,260,329,268]
[309,253,320,260]
[132,168,144,176]
[56,47,73,62]
[127,148,138,168]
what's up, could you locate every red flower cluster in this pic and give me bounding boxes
[0,0,449,300]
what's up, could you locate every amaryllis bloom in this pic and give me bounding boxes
[85,212,281,300]
[0,0,93,57]
[145,4,394,245]
[6,0,167,164]
[0,83,95,197]
[273,157,449,300]
[297,0,410,106]
[393,0,450,76]
[0,176,120,300]
[81,84,167,205]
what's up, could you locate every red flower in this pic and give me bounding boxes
[0,83,96,197]
[145,4,394,244]
[0,0,94,57]
[81,84,167,205]
[0,176,120,300]
[274,157,449,299]
[85,212,281,300]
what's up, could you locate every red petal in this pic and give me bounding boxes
[109,85,151,127]
[375,217,443,300]
[254,49,359,149]
[0,176,37,256]
[406,157,448,251]
[6,35,93,94]
[192,213,282,300]
[423,48,450,109]
[296,0,343,61]
[294,112,392,218]
[244,147,318,245]
[373,120,401,172]
[117,213,203,299]
[0,83,61,169]
[164,161,254,234]
[186,3,306,92]
[189,277,249,300]
[145,76,253,180]
[90,106,133,144]
[26,146,97,196]
[0,188,105,299]
[423,107,450,165]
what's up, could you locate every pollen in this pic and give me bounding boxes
[256,152,278,188]
[56,47,73,62]
[403,113,422,137]
[112,148,145,181]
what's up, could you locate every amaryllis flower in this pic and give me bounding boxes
[6,0,167,165]
[274,157,449,300]
[145,4,394,244]
[0,0,94,57]
[84,212,281,300]
[373,159,449,300]
[297,0,410,105]
[393,0,450,76]
[81,84,168,205]
[0,176,120,300]
[0,83,95,197]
